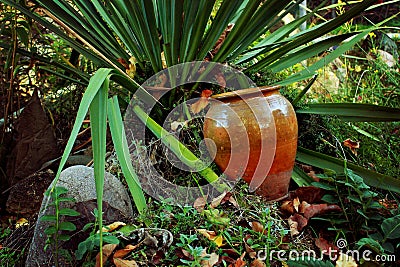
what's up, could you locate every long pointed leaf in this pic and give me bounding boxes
[89,74,109,266]
[296,147,400,194]
[107,97,147,214]
[297,103,400,122]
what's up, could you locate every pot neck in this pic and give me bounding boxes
[211,85,281,102]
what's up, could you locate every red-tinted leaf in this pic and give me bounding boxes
[343,138,360,155]
[190,90,213,114]
[288,214,308,236]
[229,252,246,267]
[250,258,267,267]
[294,186,324,203]
[280,200,295,215]
[175,247,194,261]
[302,203,342,219]
[314,236,339,256]
[114,244,138,259]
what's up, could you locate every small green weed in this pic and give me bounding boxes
[41,186,80,266]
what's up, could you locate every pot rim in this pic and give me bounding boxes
[211,85,280,100]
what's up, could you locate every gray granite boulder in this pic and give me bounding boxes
[26,165,135,267]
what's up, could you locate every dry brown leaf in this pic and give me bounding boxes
[161,51,167,69]
[175,247,194,261]
[251,258,267,267]
[315,237,339,256]
[335,253,358,267]
[211,191,227,208]
[293,197,300,212]
[288,214,308,237]
[117,58,129,69]
[293,186,324,203]
[114,244,138,259]
[126,57,137,79]
[194,196,207,212]
[190,90,213,114]
[113,257,139,267]
[95,243,118,267]
[103,221,126,232]
[281,200,294,215]
[227,196,239,208]
[229,252,247,267]
[201,252,219,267]
[251,221,265,234]
[343,138,360,156]
[244,241,256,259]
[302,203,342,219]
[171,120,188,131]
[211,23,234,56]
[215,73,226,88]
[299,201,311,214]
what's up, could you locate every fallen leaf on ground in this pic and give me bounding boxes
[302,202,342,219]
[171,120,188,131]
[244,241,257,259]
[281,200,295,215]
[229,252,247,267]
[215,73,226,88]
[197,229,224,247]
[194,196,207,212]
[191,90,213,114]
[251,221,265,234]
[315,236,339,256]
[343,138,360,155]
[114,244,138,259]
[201,252,219,267]
[293,197,300,212]
[251,258,267,267]
[292,186,324,203]
[103,221,126,232]
[211,191,227,208]
[113,258,139,267]
[175,247,194,261]
[96,243,118,267]
[288,214,308,236]
[335,253,358,267]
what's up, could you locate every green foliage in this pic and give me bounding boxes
[176,234,207,267]
[357,214,400,254]
[42,186,80,267]
[287,258,335,267]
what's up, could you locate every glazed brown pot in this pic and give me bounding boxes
[203,86,298,201]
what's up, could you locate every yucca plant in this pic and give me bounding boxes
[2,0,400,265]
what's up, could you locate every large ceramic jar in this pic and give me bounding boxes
[203,86,298,201]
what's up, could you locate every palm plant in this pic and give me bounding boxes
[2,0,400,265]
